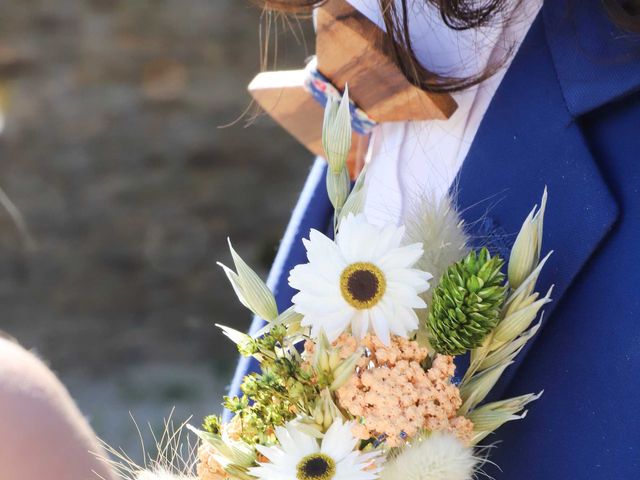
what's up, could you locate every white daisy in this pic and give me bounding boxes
[288,213,432,344]
[249,419,380,480]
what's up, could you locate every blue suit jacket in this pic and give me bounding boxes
[229,1,640,477]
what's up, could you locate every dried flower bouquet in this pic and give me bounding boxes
[107,91,550,480]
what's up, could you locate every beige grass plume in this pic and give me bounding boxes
[402,193,469,304]
[95,412,198,480]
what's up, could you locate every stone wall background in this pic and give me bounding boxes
[0,0,313,461]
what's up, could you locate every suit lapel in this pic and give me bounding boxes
[455,12,620,398]
[544,0,640,116]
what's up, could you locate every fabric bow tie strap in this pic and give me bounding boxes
[303,57,378,136]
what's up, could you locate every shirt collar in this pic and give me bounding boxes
[345,0,540,79]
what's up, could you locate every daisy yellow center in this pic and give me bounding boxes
[296,453,336,480]
[340,262,386,310]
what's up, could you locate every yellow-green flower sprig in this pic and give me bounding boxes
[203,414,223,435]
[222,326,320,446]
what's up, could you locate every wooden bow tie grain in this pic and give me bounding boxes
[249,0,457,178]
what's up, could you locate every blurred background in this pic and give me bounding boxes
[0,0,313,461]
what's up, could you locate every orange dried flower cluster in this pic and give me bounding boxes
[197,443,228,480]
[333,334,474,447]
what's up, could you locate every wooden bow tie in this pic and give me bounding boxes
[249,0,457,178]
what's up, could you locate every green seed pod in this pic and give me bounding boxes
[427,248,507,355]
[322,85,352,175]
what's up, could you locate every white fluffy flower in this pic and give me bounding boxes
[249,419,380,480]
[380,432,478,480]
[288,213,431,343]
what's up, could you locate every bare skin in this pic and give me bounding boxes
[0,336,115,480]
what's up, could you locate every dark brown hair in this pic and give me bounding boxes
[604,0,640,32]
[254,0,640,92]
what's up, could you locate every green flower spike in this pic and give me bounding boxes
[427,247,507,355]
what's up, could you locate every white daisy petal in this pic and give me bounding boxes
[378,299,405,337]
[286,423,320,458]
[359,450,383,467]
[289,273,337,298]
[289,266,339,297]
[307,315,350,342]
[322,325,348,343]
[359,310,374,339]
[320,420,358,460]
[370,223,398,259]
[378,243,424,270]
[292,293,348,316]
[386,224,406,251]
[310,308,355,339]
[248,463,294,480]
[303,230,347,279]
[336,214,360,261]
[386,283,427,309]
[255,444,287,464]
[335,451,381,480]
[386,268,432,290]
[370,306,391,345]
[274,425,298,455]
[396,305,421,331]
[350,311,369,339]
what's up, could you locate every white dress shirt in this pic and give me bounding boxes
[344,0,543,226]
